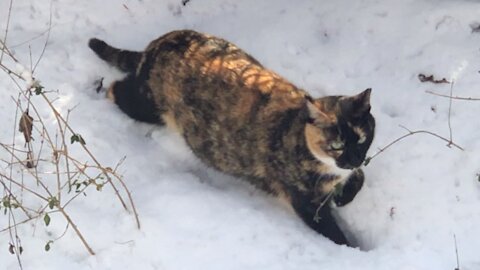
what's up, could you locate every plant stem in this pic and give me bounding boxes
[57,207,95,255]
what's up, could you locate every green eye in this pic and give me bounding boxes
[330,141,344,150]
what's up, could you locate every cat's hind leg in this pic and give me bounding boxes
[107,76,162,124]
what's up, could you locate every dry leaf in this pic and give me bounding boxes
[19,110,34,143]
[94,77,104,93]
[418,73,450,84]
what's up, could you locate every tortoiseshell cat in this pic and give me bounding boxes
[88,30,375,246]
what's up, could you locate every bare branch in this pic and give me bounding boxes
[57,207,95,255]
[454,234,461,270]
[426,90,480,101]
[0,0,15,63]
[32,0,53,73]
[364,125,463,165]
[447,81,454,145]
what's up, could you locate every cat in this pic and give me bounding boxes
[88,30,375,247]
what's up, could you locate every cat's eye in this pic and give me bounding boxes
[358,136,366,144]
[330,141,344,151]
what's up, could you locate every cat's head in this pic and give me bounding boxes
[305,88,375,170]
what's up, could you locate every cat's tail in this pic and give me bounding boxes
[88,38,142,73]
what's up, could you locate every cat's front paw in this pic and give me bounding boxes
[333,169,364,207]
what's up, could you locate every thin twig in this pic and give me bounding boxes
[0,177,35,218]
[426,90,480,101]
[57,207,95,255]
[63,109,74,187]
[0,211,49,233]
[0,0,14,63]
[10,27,57,49]
[54,133,62,201]
[32,0,53,73]
[364,125,464,165]
[313,190,335,222]
[52,223,70,242]
[7,210,23,270]
[0,143,54,199]
[0,171,49,202]
[0,63,24,81]
[447,81,454,145]
[9,93,21,187]
[454,234,461,270]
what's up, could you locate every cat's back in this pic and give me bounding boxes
[144,30,261,67]
[144,30,307,120]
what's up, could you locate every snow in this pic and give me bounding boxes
[1,0,480,269]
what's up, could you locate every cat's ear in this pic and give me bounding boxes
[339,88,371,118]
[306,97,331,126]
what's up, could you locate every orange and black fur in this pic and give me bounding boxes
[89,30,375,246]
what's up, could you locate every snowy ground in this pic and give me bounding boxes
[1,0,480,269]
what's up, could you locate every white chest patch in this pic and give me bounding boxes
[310,151,353,184]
